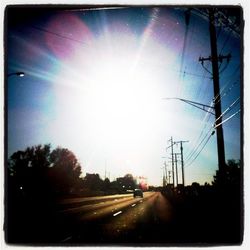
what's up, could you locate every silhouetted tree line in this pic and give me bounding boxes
[82,173,136,195]
[7,144,138,199]
[161,158,242,201]
[7,144,83,199]
[213,159,241,189]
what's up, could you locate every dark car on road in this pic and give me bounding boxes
[133,189,143,198]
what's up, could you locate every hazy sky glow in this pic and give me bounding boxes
[7,6,241,186]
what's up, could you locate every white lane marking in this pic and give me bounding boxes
[113,211,122,217]
[61,236,72,242]
[131,204,136,207]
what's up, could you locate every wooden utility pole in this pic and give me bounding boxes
[168,171,172,184]
[180,141,188,186]
[164,161,168,184]
[170,137,175,187]
[174,141,188,186]
[199,8,231,183]
[174,153,180,187]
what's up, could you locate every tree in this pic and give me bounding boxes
[116,174,136,192]
[103,178,111,192]
[212,159,241,189]
[7,144,83,198]
[82,173,104,191]
[8,144,51,198]
[49,147,82,194]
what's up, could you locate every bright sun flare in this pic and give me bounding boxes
[52,30,177,151]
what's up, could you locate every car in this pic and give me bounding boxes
[133,189,143,198]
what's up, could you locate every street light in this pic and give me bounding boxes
[7,72,25,78]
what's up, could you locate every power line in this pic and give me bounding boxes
[191,69,213,108]
[185,95,240,167]
[214,97,240,124]
[30,25,89,46]
[213,65,240,104]
[213,80,239,105]
[187,98,240,167]
[186,98,241,167]
[179,9,191,78]
[178,9,191,97]
[219,29,233,55]
[178,70,211,79]
[214,109,240,129]
[185,130,215,168]
[191,8,240,38]
[184,112,212,159]
[184,96,214,159]
[185,128,213,164]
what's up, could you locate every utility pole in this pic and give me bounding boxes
[164,161,168,184]
[180,141,188,186]
[162,170,166,187]
[180,141,185,186]
[162,162,167,187]
[167,138,188,187]
[168,171,172,185]
[170,137,175,187]
[173,141,188,186]
[199,8,230,183]
[174,153,179,187]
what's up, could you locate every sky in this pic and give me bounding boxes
[6,6,242,186]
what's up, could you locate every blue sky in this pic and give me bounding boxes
[6,6,242,186]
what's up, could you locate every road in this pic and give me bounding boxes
[47,191,175,244]
[7,189,242,245]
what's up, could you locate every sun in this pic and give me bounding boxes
[83,52,162,147]
[50,21,184,174]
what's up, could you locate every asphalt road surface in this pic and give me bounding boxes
[52,191,175,244]
[7,190,241,245]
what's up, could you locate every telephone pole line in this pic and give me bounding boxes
[164,161,168,184]
[178,141,189,186]
[199,8,230,183]
[168,171,172,185]
[173,141,188,187]
[174,153,181,187]
[167,138,188,188]
[170,137,175,187]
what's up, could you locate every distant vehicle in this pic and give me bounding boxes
[133,189,143,198]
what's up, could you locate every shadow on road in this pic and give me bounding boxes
[5,185,243,246]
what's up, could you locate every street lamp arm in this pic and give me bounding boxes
[162,97,215,115]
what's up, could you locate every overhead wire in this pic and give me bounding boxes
[181,9,240,170]
[185,130,215,168]
[30,25,90,46]
[213,80,239,105]
[219,29,233,55]
[185,127,214,164]
[185,95,240,167]
[213,64,240,104]
[185,61,215,160]
[184,63,239,168]
[214,109,241,129]
[178,9,191,97]
[214,97,240,124]
[176,69,211,79]
[170,9,215,166]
